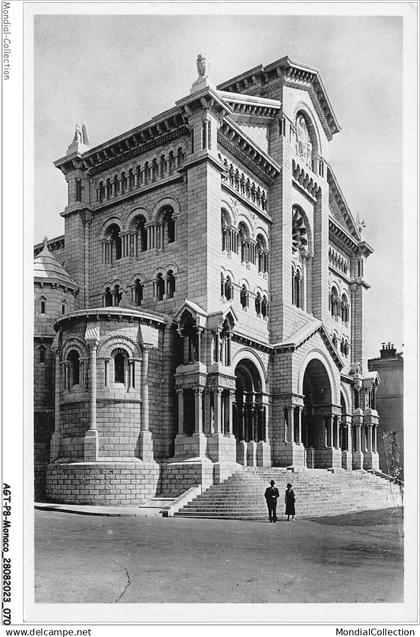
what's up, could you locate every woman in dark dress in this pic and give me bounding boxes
[285,483,296,521]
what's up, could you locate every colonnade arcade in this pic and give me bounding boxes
[233,359,268,445]
[298,358,378,470]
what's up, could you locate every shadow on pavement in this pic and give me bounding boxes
[308,506,403,526]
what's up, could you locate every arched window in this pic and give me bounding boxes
[113,175,119,197]
[168,152,175,174]
[61,301,67,315]
[292,267,303,308]
[105,223,122,262]
[40,297,46,314]
[166,270,176,298]
[156,273,165,301]
[98,181,105,202]
[162,207,175,244]
[106,178,112,199]
[295,113,313,169]
[152,158,159,181]
[104,287,113,307]
[240,284,249,309]
[132,215,147,253]
[341,294,350,323]
[255,292,262,315]
[114,352,126,384]
[225,276,233,301]
[221,209,232,252]
[68,350,80,386]
[160,154,167,178]
[220,318,232,366]
[238,223,249,264]
[113,284,122,306]
[261,295,268,318]
[128,168,135,190]
[256,234,268,273]
[121,172,127,193]
[133,279,143,306]
[39,345,46,364]
[330,286,339,318]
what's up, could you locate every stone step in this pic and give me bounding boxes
[175,467,402,519]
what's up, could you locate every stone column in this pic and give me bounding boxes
[367,424,373,452]
[288,406,295,443]
[227,390,234,436]
[84,337,99,461]
[341,416,353,470]
[204,388,211,434]
[352,412,364,469]
[215,330,220,363]
[213,388,222,434]
[196,327,202,363]
[139,344,154,461]
[49,350,61,461]
[297,406,303,444]
[81,211,92,309]
[194,387,203,434]
[177,388,184,435]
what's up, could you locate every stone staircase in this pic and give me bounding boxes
[175,467,403,520]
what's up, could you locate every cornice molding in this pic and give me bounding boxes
[218,120,280,185]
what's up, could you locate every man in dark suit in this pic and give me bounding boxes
[264,480,280,522]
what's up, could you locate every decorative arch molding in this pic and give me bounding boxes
[100,216,125,238]
[231,347,268,393]
[110,278,125,289]
[221,268,235,284]
[237,215,253,238]
[130,272,147,286]
[97,335,142,360]
[221,200,235,225]
[239,276,251,289]
[163,262,180,274]
[340,383,352,414]
[293,100,323,158]
[298,348,339,405]
[255,226,269,245]
[127,206,152,227]
[152,196,181,221]
[329,276,342,295]
[61,337,89,361]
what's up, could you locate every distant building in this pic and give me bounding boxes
[368,343,404,477]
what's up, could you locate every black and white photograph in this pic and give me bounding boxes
[1,0,418,633]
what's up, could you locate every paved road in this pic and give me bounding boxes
[35,508,403,604]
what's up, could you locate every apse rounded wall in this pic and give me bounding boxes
[52,308,165,461]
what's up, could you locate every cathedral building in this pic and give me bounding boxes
[34,55,380,505]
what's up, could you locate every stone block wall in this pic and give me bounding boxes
[46,461,160,505]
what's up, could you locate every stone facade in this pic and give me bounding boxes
[34,56,380,505]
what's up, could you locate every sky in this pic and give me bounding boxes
[34,9,404,360]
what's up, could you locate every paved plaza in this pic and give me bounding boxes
[35,507,403,604]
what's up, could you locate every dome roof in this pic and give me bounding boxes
[34,238,78,289]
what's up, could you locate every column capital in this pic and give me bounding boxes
[141,343,153,353]
[79,209,94,225]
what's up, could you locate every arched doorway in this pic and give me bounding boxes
[302,358,336,467]
[233,359,266,444]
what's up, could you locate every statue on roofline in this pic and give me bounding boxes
[197,54,208,78]
[72,123,89,145]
